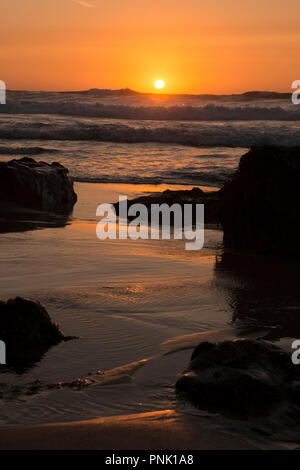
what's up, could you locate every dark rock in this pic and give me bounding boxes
[0,297,74,370]
[114,187,220,225]
[176,339,300,417]
[0,157,77,215]
[219,145,300,253]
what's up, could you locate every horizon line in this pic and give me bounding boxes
[6,88,292,96]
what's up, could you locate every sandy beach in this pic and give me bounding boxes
[0,410,260,450]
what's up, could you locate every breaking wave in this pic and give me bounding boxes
[1,100,300,121]
[0,119,300,148]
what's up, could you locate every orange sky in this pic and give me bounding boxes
[1,0,300,93]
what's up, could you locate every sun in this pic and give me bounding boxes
[155,79,165,89]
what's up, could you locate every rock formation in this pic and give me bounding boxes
[0,157,77,215]
[176,339,300,417]
[219,146,300,253]
[0,297,74,369]
[114,187,220,225]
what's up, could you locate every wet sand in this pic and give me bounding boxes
[0,182,295,449]
[0,410,259,450]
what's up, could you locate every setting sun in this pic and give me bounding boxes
[155,80,165,89]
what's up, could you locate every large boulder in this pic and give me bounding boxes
[0,157,77,214]
[219,146,300,253]
[0,297,72,369]
[176,339,300,417]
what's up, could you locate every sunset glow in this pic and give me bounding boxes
[1,0,300,92]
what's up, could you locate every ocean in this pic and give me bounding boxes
[1,90,300,186]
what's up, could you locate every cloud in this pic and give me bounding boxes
[72,0,94,7]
